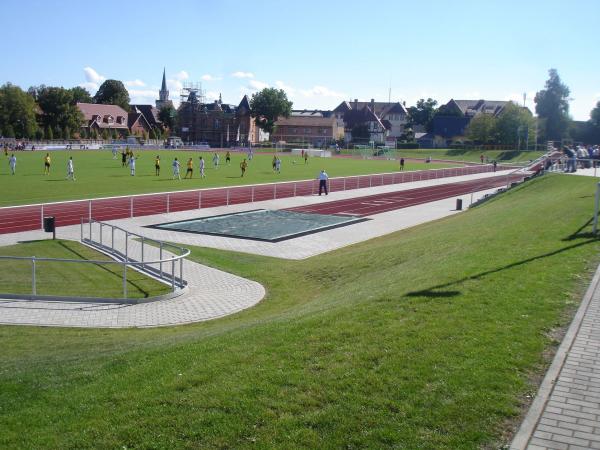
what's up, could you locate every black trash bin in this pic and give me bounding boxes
[43,216,55,232]
[456,199,463,210]
[43,216,56,239]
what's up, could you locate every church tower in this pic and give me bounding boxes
[156,68,173,109]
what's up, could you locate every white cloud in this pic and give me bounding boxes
[299,85,345,98]
[128,88,159,105]
[125,79,146,87]
[275,80,295,95]
[232,71,254,79]
[201,74,221,81]
[248,79,269,91]
[205,91,220,101]
[174,70,189,81]
[81,67,106,92]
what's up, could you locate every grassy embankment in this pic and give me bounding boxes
[1,174,598,448]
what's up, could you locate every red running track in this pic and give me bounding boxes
[288,173,526,217]
[0,164,513,234]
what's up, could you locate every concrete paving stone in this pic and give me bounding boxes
[528,437,568,450]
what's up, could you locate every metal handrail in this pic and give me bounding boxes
[0,220,190,301]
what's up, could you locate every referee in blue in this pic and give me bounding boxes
[318,169,329,195]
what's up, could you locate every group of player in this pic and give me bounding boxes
[170,151,236,180]
[5,149,76,180]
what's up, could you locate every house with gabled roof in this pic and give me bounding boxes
[77,103,130,136]
[333,99,409,143]
[432,99,530,139]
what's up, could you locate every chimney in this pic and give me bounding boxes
[370,98,375,111]
[353,98,358,109]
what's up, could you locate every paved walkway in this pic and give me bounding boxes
[511,264,600,449]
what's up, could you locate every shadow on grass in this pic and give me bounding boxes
[58,240,151,297]
[563,217,597,241]
[406,238,598,299]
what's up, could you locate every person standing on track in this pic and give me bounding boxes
[400,157,405,171]
[172,157,181,180]
[8,154,16,175]
[480,154,484,164]
[492,160,497,172]
[240,158,247,177]
[184,157,194,179]
[66,156,75,181]
[318,169,329,195]
[44,153,51,175]
[155,155,160,176]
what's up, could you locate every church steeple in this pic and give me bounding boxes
[156,67,172,109]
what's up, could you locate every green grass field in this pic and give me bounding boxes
[1,174,598,448]
[0,150,452,207]
[0,240,170,298]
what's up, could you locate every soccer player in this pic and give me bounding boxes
[44,153,51,175]
[199,156,205,178]
[66,157,75,181]
[225,151,231,165]
[304,152,309,164]
[272,155,277,171]
[212,152,220,169]
[8,154,16,175]
[172,158,181,180]
[112,147,118,159]
[399,158,405,171]
[184,157,193,179]
[240,158,247,177]
[275,157,281,174]
[155,155,160,176]
[129,154,138,176]
[121,149,127,167]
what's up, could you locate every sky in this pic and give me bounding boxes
[1,0,598,120]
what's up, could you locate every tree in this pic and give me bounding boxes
[591,101,600,128]
[407,98,438,132]
[35,86,84,138]
[249,88,292,135]
[69,86,92,104]
[466,114,497,144]
[93,79,130,110]
[0,83,38,138]
[158,105,177,130]
[495,102,536,148]
[534,69,570,142]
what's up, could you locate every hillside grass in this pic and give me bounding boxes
[390,148,544,163]
[1,174,598,449]
[0,240,170,298]
[0,150,451,207]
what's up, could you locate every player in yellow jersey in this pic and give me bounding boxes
[155,155,160,176]
[184,157,193,179]
[43,153,51,175]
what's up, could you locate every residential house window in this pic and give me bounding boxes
[291,128,297,134]
[305,128,311,134]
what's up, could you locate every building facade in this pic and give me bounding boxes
[271,114,344,146]
[77,103,129,137]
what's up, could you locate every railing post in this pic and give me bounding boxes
[141,236,144,268]
[89,218,92,242]
[226,189,230,206]
[343,177,346,190]
[198,191,201,209]
[252,186,255,202]
[80,217,83,241]
[293,183,296,197]
[125,232,128,261]
[369,176,372,187]
[274,184,277,200]
[130,197,134,218]
[31,257,36,295]
[381,174,384,185]
[111,226,114,251]
[99,223,103,246]
[40,205,44,230]
[179,257,183,288]
[88,200,92,222]
[167,194,170,213]
[171,258,176,292]
[123,263,127,299]
[159,242,163,278]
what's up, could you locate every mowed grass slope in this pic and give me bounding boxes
[0,150,451,206]
[0,240,170,298]
[1,174,598,449]
[389,148,543,163]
